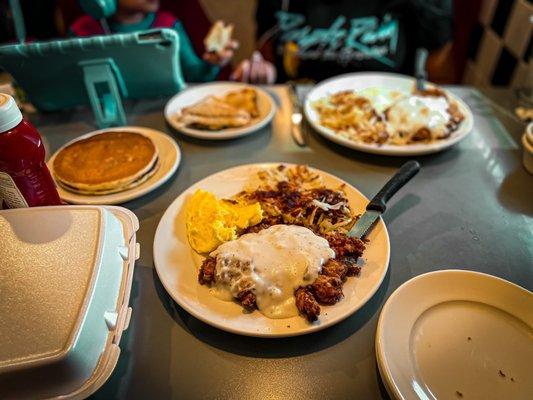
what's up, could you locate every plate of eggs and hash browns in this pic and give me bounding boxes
[153,163,390,337]
[304,72,474,156]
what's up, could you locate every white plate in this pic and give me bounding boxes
[47,126,181,205]
[164,82,276,140]
[304,72,474,156]
[153,163,390,337]
[376,270,533,400]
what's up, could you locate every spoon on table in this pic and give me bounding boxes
[349,160,420,239]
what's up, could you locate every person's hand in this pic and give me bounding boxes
[202,40,239,67]
[230,51,277,84]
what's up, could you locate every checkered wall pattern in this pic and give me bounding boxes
[463,0,532,87]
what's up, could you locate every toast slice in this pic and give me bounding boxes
[204,21,234,53]
[179,114,251,130]
[222,88,259,118]
[179,96,251,130]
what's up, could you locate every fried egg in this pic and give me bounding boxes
[357,87,405,113]
[386,95,452,139]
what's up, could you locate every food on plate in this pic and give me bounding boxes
[176,88,259,130]
[207,224,335,318]
[238,164,355,234]
[313,91,389,145]
[385,88,464,142]
[356,87,404,113]
[312,86,465,145]
[204,20,234,53]
[53,131,159,195]
[223,88,259,118]
[192,164,366,322]
[515,106,533,122]
[186,189,263,254]
[200,226,364,321]
[178,96,251,130]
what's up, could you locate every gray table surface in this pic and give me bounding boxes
[31,85,533,400]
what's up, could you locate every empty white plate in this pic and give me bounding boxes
[164,82,276,140]
[376,270,533,400]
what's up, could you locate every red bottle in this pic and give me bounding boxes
[0,94,61,208]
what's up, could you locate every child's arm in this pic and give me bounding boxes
[174,21,220,82]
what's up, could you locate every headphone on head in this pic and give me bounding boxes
[79,0,117,20]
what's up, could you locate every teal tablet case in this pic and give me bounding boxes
[0,29,185,127]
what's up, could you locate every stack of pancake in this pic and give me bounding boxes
[53,131,159,195]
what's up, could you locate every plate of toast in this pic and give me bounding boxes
[165,82,276,140]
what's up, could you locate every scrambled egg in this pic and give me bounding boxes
[186,189,263,254]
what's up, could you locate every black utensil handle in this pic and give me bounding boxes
[367,160,420,213]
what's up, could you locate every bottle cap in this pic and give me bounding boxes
[0,93,23,133]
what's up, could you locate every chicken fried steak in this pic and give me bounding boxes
[198,231,365,322]
[197,165,366,323]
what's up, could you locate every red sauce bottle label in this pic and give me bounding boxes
[0,171,29,208]
[0,94,61,208]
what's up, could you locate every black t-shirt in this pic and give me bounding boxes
[256,0,453,82]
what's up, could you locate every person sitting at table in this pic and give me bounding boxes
[231,0,454,84]
[70,0,237,82]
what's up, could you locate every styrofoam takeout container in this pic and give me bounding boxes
[0,205,139,399]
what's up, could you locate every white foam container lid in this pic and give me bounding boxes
[0,205,140,399]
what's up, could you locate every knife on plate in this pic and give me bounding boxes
[349,160,420,239]
[288,83,306,147]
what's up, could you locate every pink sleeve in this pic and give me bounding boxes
[152,11,178,29]
[70,15,105,37]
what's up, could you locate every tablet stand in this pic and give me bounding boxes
[79,59,127,128]
[0,29,183,128]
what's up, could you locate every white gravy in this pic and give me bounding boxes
[387,95,451,139]
[210,225,335,318]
